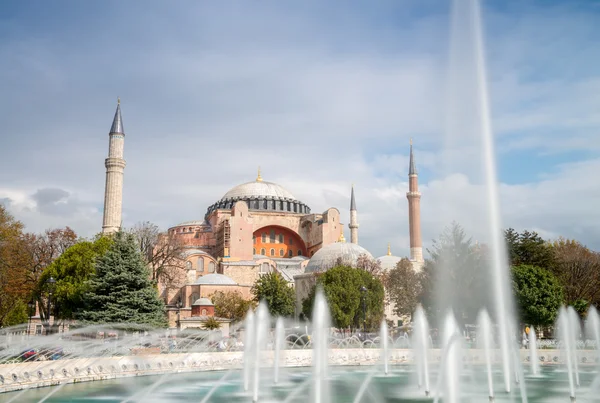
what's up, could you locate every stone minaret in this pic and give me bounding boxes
[349,185,359,244]
[102,99,126,234]
[406,139,423,262]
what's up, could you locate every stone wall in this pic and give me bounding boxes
[0,349,596,394]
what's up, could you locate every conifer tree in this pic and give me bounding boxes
[79,231,167,327]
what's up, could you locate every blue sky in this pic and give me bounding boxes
[1,0,599,257]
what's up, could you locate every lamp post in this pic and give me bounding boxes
[176,298,183,331]
[46,277,56,335]
[27,300,35,337]
[360,286,367,336]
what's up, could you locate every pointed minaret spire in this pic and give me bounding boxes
[409,137,417,175]
[110,97,124,134]
[349,184,359,244]
[406,139,423,266]
[102,99,127,234]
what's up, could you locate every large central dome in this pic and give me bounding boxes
[205,171,311,217]
[221,181,296,201]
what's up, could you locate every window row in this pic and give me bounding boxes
[253,248,303,257]
[254,231,294,245]
[185,259,215,273]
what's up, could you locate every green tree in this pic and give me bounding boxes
[4,299,28,326]
[504,228,555,269]
[511,264,563,327]
[35,236,112,322]
[251,272,295,317]
[302,266,385,330]
[202,317,221,330]
[422,222,490,325]
[210,290,256,323]
[79,231,167,327]
[385,258,422,319]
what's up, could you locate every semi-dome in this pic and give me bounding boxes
[205,171,311,217]
[192,273,237,285]
[377,255,402,271]
[305,241,373,273]
[192,298,214,306]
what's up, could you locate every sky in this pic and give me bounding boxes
[1,0,599,259]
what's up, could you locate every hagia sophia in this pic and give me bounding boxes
[101,100,425,331]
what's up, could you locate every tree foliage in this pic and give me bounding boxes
[35,236,112,322]
[129,221,187,294]
[550,238,600,309]
[384,258,422,318]
[79,231,167,327]
[302,266,385,330]
[504,228,555,269]
[202,317,221,330]
[4,299,28,327]
[511,264,563,327]
[210,290,256,323]
[0,205,29,326]
[422,222,490,325]
[251,272,295,317]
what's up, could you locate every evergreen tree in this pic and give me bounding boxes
[79,231,167,327]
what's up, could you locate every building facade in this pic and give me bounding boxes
[100,102,425,329]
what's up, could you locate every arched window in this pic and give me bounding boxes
[289,237,294,245]
[260,263,270,274]
[270,248,275,257]
[208,262,215,273]
[279,234,283,243]
[261,248,266,255]
[270,230,275,243]
[197,257,204,272]
[253,234,256,244]
[201,308,207,316]
[186,261,192,270]
[262,233,266,243]
[253,248,256,255]
[263,200,268,209]
[298,250,303,256]
[288,250,293,257]
[287,202,291,211]
[279,249,284,257]
[279,201,284,210]
[272,200,277,210]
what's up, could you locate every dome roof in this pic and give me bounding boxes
[377,255,402,271]
[192,273,237,285]
[305,242,373,273]
[192,298,214,306]
[221,180,296,201]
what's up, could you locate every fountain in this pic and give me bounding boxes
[0,0,596,402]
[529,326,540,376]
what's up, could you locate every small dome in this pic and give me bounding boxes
[221,180,296,201]
[377,255,402,271]
[305,242,373,273]
[193,273,237,285]
[192,298,214,306]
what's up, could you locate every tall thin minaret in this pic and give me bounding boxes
[102,98,126,234]
[349,185,359,244]
[406,139,423,262]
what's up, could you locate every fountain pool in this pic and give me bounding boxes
[4,366,600,403]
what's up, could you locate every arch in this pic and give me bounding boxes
[201,308,207,316]
[197,257,204,272]
[186,261,192,270]
[208,262,216,273]
[253,225,306,259]
[279,249,284,257]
